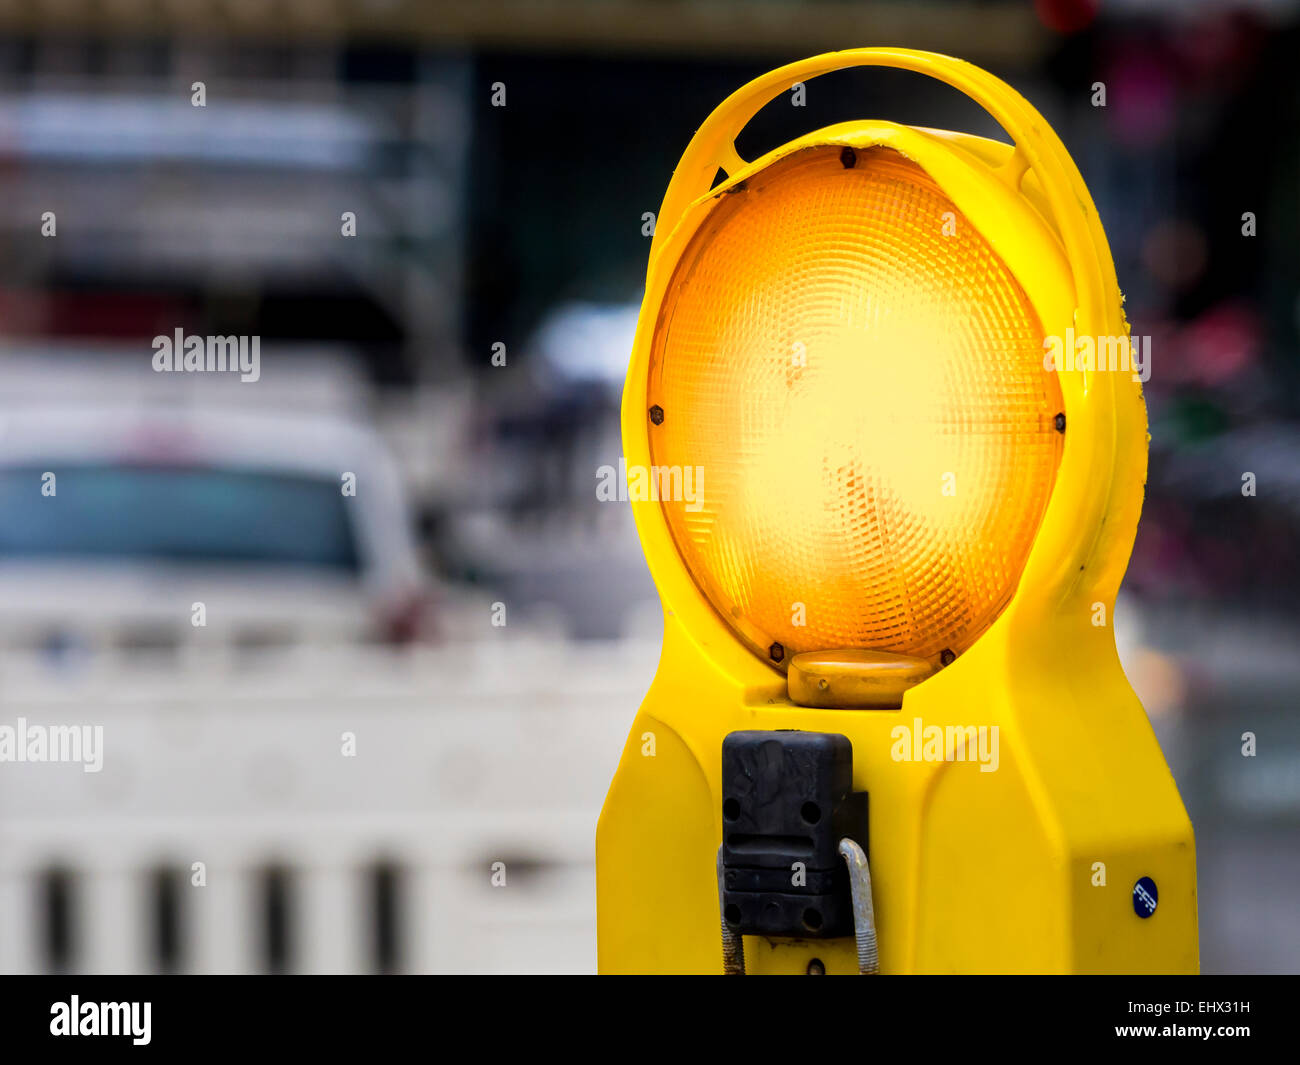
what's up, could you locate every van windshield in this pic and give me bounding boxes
[0,465,360,573]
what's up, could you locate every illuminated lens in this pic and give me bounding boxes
[648,146,1063,668]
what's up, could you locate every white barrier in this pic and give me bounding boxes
[0,637,656,974]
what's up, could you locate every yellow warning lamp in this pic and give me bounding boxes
[596,48,1197,974]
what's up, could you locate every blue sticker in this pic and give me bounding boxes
[1132,876,1158,918]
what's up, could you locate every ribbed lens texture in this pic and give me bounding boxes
[648,146,1063,667]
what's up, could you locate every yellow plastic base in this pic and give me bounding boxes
[597,611,1197,974]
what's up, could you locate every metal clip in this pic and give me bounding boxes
[717,837,878,974]
[838,837,879,974]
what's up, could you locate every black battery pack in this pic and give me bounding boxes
[720,730,869,939]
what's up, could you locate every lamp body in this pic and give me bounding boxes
[596,49,1198,974]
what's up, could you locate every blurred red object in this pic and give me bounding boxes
[1034,0,1098,35]
[1106,45,1177,146]
[1183,303,1260,386]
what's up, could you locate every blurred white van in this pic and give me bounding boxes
[0,394,431,653]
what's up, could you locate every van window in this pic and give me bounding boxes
[0,466,360,572]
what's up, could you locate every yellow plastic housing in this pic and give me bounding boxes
[597,48,1198,975]
[787,648,935,709]
[649,145,1064,667]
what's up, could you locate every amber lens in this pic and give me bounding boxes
[648,145,1063,668]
